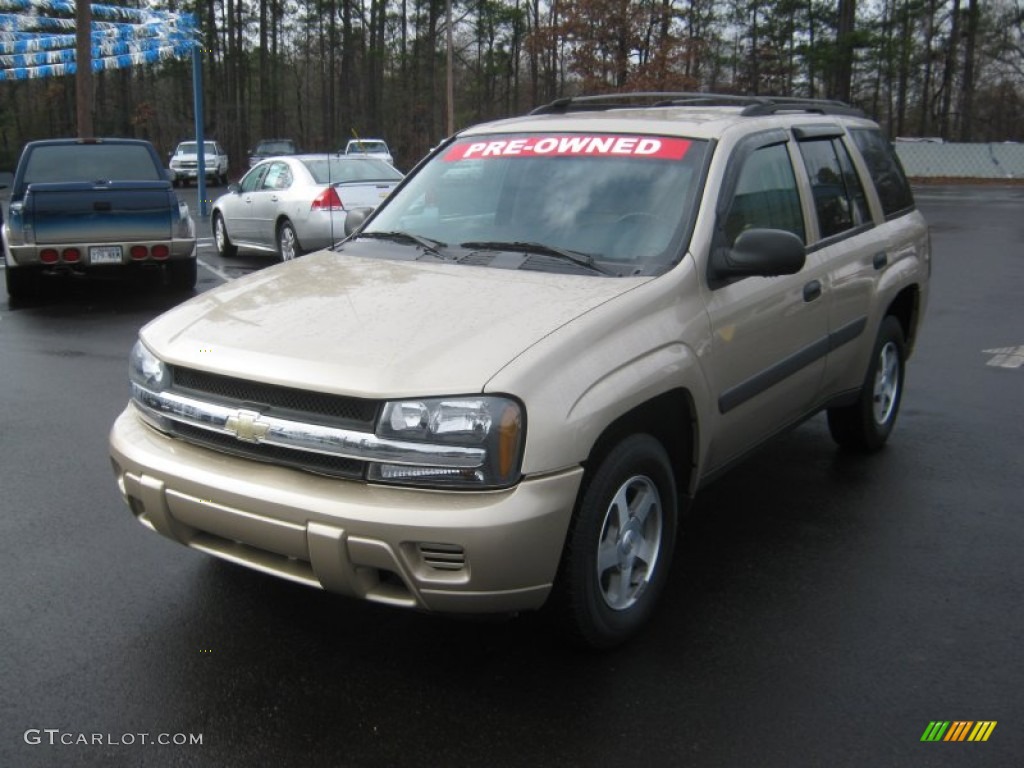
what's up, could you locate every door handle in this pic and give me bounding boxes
[873,251,888,270]
[803,280,822,302]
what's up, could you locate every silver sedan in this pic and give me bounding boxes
[211,154,403,261]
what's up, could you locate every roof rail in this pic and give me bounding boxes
[529,92,865,118]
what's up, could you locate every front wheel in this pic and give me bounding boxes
[551,434,678,649]
[827,315,906,452]
[277,220,302,261]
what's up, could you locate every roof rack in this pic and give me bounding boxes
[529,92,865,118]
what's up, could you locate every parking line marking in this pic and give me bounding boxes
[983,346,1024,369]
[198,258,234,283]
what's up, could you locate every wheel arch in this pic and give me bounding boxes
[581,388,699,509]
[885,284,921,357]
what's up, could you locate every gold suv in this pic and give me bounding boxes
[110,94,930,648]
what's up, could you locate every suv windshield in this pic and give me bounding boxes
[177,142,217,154]
[363,133,708,275]
[257,140,297,154]
[347,141,388,154]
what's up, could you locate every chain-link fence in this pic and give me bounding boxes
[894,141,1024,180]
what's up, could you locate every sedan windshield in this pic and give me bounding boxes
[363,133,708,276]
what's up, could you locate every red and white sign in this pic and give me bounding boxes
[444,135,691,161]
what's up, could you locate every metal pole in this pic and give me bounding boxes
[192,45,208,218]
[446,0,454,136]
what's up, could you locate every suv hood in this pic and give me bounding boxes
[142,251,647,398]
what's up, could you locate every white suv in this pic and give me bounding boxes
[168,140,229,186]
[110,94,929,647]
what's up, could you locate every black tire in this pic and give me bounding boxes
[277,220,302,261]
[5,266,41,301]
[827,315,906,452]
[166,259,197,293]
[212,213,238,258]
[551,434,678,649]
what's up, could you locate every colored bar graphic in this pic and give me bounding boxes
[968,722,997,742]
[945,721,972,741]
[921,721,996,742]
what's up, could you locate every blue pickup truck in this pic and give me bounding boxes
[2,138,197,299]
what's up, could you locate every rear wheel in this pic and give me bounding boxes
[5,266,41,301]
[277,220,302,261]
[551,434,678,649]
[166,259,197,293]
[213,213,237,258]
[827,315,906,452]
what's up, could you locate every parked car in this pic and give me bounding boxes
[342,138,394,166]
[248,138,299,168]
[211,154,403,261]
[3,138,197,298]
[168,140,229,186]
[110,94,930,648]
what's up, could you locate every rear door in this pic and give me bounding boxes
[792,126,891,398]
[224,164,270,243]
[249,161,294,246]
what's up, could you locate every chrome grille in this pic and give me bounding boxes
[171,366,378,427]
[171,422,364,479]
[162,365,380,477]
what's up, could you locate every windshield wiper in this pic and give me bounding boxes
[460,240,613,275]
[357,231,449,258]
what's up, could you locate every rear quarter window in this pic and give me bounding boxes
[849,128,915,218]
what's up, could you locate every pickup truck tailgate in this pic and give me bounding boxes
[25,181,174,243]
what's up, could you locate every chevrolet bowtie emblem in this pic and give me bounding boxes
[225,409,270,443]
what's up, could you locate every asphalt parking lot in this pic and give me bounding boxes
[1,184,1022,767]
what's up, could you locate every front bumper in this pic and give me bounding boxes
[109,406,581,613]
[170,166,223,181]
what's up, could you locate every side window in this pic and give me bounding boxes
[849,128,915,217]
[239,165,268,193]
[262,162,292,190]
[798,138,869,239]
[723,143,805,247]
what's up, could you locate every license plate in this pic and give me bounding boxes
[90,246,123,264]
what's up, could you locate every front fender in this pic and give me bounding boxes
[485,262,715,483]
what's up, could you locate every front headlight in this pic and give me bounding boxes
[370,396,524,489]
[129,340,169,391]
[128,340,172,430]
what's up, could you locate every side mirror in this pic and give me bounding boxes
[344,207,374,236]
[710,228,806,281]
[228,183,241,194]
